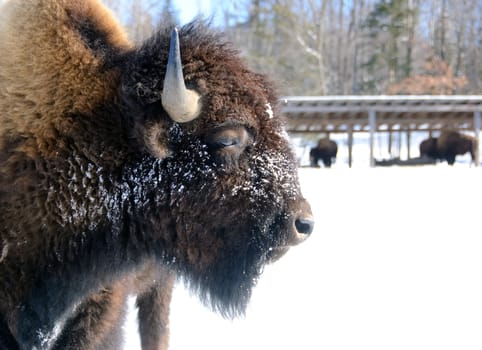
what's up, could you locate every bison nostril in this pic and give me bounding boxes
[295,217,314,235]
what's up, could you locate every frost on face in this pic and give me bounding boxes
[35,326,58,350]
[163,125,220,203]
[0,240,8,263]
[162,121,301,230]
[230,148,300,209]
[278,128,291,142]
[166,143,218,205]
[265,103,274,119]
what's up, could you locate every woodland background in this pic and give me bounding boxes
[104,0,482,96]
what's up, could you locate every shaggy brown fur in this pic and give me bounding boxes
[309,138,338,168]
[0,1,176,345]
[136,268,175,350]
[436,130,478,165]
[0,0,314,349]
[419,130,478,165]
[51,265,175,350]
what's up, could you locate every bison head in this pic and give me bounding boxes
[120,23,313,317]
[419,137,440,160]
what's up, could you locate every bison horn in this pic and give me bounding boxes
[161,28,201,123]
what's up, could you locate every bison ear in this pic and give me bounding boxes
[161,28,202,123]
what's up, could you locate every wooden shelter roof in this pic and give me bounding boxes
[281,95,482,133]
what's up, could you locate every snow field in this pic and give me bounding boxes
[125,166,482,350]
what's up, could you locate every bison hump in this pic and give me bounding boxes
[0,0,131,133]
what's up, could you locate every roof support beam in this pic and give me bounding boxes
[369,110,376,167]
[474,111,481,166]
[348,124,353,168]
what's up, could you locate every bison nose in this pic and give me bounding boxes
[289,198,314,245]
[295,216,314,235]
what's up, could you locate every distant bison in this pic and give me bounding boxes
[0,0,314,349]
[419,137,440,160]
[420,130,478,165]
[310,138,338,168]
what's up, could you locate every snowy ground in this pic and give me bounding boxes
[124,165,482,350]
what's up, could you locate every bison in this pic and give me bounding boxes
[310,138,338,168]
[419,137,441,160]
[419,130,478,165]
[0,0,314,349]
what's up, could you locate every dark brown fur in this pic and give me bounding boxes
[436,130,478,165]
[419,137,440,160]
[0,0,313,349]
[419,130,478,165]
[51,266,174,350]
[310,138,338,168]
[136,269,175,350]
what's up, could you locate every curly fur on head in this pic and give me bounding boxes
[0,0,313,348]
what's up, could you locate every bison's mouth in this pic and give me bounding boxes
[259,208,313,264]
[265,245,290,263]
[176,202,312,319]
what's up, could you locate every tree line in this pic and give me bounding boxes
[106,0,482,96]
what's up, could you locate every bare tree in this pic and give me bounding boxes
[102,0,482,95]
[103,0,179,43]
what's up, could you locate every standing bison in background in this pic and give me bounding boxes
[419,130,478,165]
[419,137,440,160]
[310,138,338,168]
[437,130,478,165]
[0,0,314,349]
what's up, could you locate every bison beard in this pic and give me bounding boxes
[0,1,313,348]
[163,126,299,318]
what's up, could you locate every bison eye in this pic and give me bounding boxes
[211,135,240,148]
[205,125,252,150]
[204,125,253,167]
